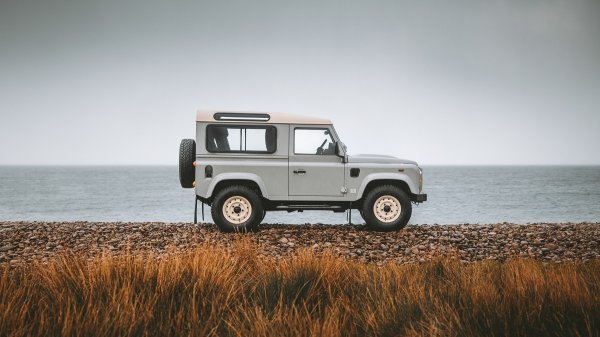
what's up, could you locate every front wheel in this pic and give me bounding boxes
[211,186,263,232]
[362,185,412,231]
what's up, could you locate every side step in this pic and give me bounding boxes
[274,205,346,211]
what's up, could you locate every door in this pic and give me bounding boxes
[289,126,345,196]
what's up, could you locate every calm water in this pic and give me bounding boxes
[0,166,599,224]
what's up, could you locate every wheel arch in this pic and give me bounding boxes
[206,173,268,201]
[357,173,417,200]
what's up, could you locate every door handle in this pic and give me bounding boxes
[293,169,306,175]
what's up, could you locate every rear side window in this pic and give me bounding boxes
[206,125,277,153]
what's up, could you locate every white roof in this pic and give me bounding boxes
[196,110,332,125]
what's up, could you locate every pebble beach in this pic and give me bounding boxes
[1,222,599,266]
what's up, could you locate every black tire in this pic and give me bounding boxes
[211,185,263,232]
[362,185,412,231]
[179,139,196,188]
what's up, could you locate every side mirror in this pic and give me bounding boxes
[335,141,348,163]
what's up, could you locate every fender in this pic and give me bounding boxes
[205,172,269,198]
[356,172,419,199]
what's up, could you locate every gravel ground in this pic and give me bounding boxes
[1,222,599,266]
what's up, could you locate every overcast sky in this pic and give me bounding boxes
[1,0,599,165]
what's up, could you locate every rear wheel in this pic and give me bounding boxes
[211,186,263,232]
[362,185,412,231]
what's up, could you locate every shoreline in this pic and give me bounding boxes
[1,222,599,265]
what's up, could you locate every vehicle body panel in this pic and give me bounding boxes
[195,123,289,200]
[288,124,345,197]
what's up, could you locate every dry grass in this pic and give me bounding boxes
[1,241,598,337]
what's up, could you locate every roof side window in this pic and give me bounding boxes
[206,125,277,153]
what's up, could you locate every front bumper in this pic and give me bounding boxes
[412,193,427,202]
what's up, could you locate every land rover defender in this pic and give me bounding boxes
[179,111,427,232]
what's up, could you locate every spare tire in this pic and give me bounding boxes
[179,139,196,188]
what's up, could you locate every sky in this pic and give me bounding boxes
[1,0,599,165]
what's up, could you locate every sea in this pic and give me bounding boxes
[0,166,599,225]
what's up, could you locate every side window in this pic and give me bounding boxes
[206,125,277,153]
[294,128,335,155]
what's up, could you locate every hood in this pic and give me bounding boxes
[347,154,418,166]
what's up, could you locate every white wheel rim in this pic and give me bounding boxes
[373,195,401,223]
[222,196,252,224]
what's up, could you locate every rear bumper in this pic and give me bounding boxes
[412,193,427,202]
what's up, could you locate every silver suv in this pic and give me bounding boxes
[179,111,427,232]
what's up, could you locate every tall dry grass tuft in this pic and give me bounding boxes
[1,241,598,337]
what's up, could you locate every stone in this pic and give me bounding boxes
[0,245,16,252]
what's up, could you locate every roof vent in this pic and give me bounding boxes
[213,112,270,122]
